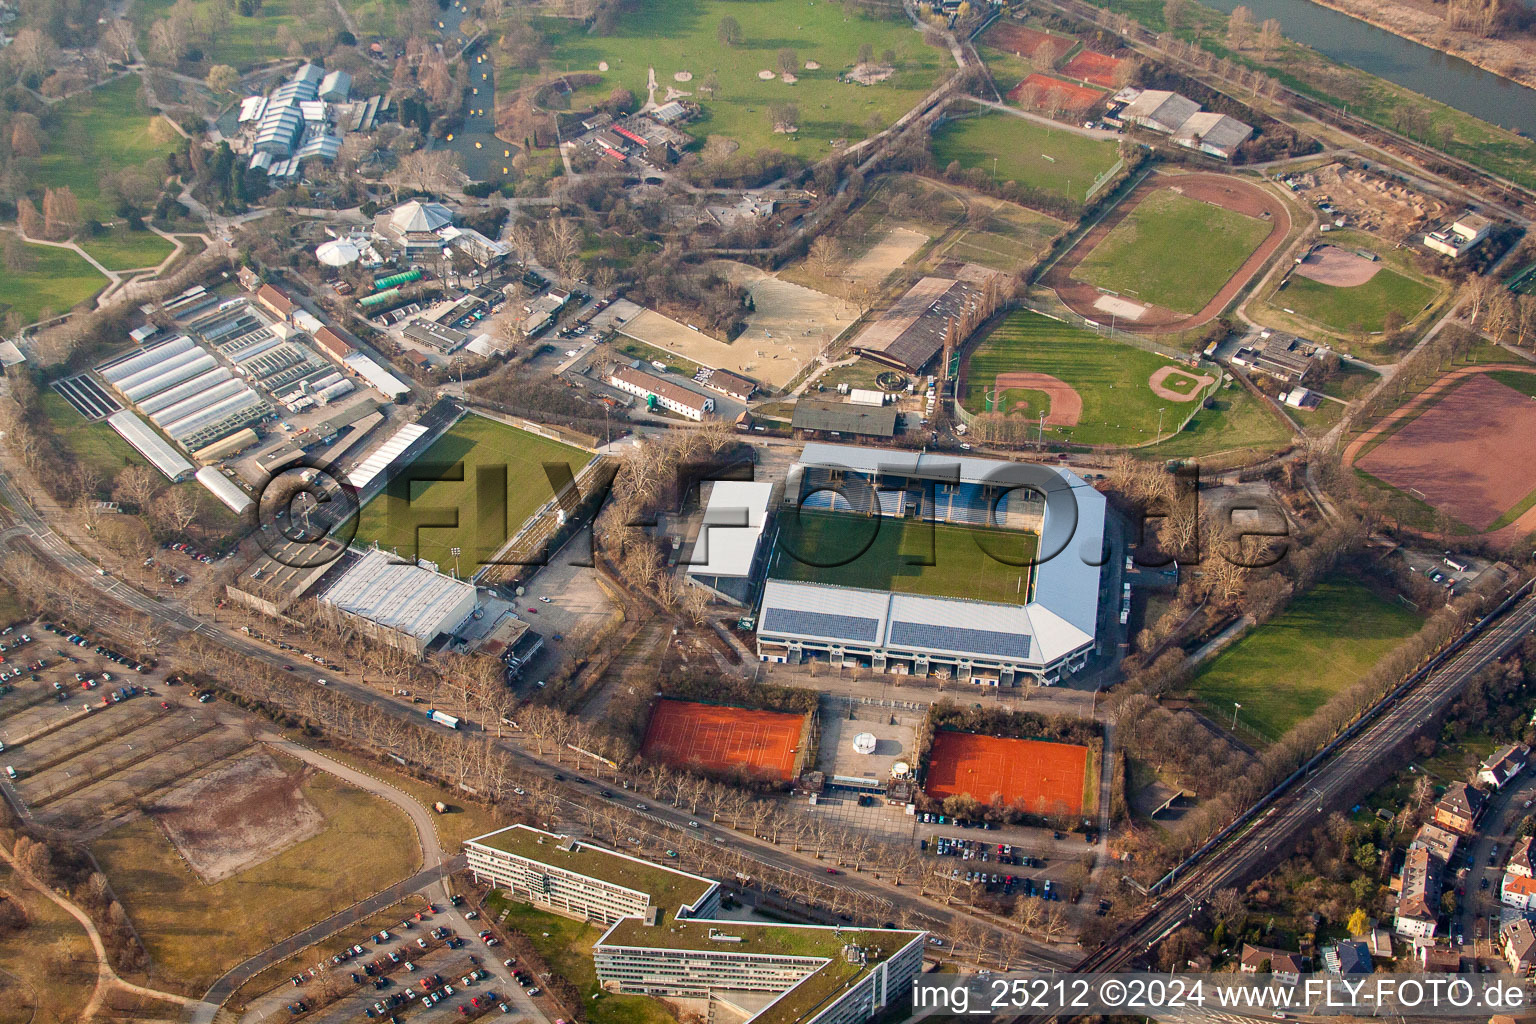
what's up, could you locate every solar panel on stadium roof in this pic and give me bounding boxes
[887,621,1032,659]
[761,608,881,643]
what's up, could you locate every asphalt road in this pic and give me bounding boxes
[1076,591,1536,975]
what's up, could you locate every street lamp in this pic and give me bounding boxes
[1231,702,1242,729]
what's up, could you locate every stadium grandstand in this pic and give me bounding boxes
[755,444,1106,686]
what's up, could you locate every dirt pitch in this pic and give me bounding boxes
[1354,372,1536,532]
[924,731,1090,816]
[1046,171,1290,334]
[1061,49,1124,88]
[990,371,1083,425]
[1008,73,1105,112]
[153,752,324,884]
[1295,245,1382,287]
[839,226,927,290]
[641,699,805,781]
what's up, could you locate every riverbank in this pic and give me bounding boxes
[1303,0,1536,94]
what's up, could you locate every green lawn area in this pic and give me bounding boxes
[94,764,420,990]
[0,233,107,325]
[1138,383,1293,463]
[352,413,591,573]
[770,509,1039,604]
[930,112,1121,203]
[342,0,407,37]
[134,0,304,67]
[936,195,1065,272]
[961,309,1210,445]
[31,76,180,222]
[484,897,678,1024]
[1190,577,1421,742]
[78,229,176,272]
[1075,189,1272,314]
[1277,265,1438,335]
[530,0,948,159]
[614,337,704,379]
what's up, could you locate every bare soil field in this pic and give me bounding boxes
[840,226,928,289]
[708,261,857,388]
[1296,244,1382,286]
[1355,371,1536,531]
[154,751,325,883]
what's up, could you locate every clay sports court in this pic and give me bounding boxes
[1355,372,1536,531]
[1295,245,1382,287]
[641,699,805,781]
[1045,172,1290,334]
[924,731,1091,816]
[1061,49,1124,88]
[983,22,1075,62]
[1007,73,1104,112]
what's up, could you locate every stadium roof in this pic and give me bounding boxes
[685,480,775,579]
[320,548,476,641]
[346,422,428,490]
[789,400,897,437]
[765,444,1106,665]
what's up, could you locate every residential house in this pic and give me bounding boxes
[1433,782,1485,835]
[1238,945,1306,984]
[1392,847,1441,940]
[1418,947,1462,973]
[1478,743,1529,790]
[1502,919,1536,974]
[1501,872,1536,911]
[1323,940,1372,975]
[1410,822,1461,864]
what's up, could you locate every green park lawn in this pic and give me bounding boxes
[352,414,591,573]
[31,76,180,222]
[135,0,305,67]
[770,510,1039,605]
[1075,189,1271,313]
[960,309,1209,445]
[1138,383,1292,464]
[1277,265,1438,335]
[79,229,176,272]
[527,0,948,158]
[342,0,408,37]
[930,112,1121,203]
[1190,577,1421,742]
[0,233,108,325]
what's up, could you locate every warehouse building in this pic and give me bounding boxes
[317,548,479,656]
[683,480,776,606]
[848,276,971,374]
[465,825,924,1024]
[790,400,898,439]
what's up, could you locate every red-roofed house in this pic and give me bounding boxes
[256,284,298,322]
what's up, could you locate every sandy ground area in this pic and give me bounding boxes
[709,261,858,388]
[1093,293,1148,320]
[1296,245,1382,287]
[154,751,324,883]
[841,227,927,290]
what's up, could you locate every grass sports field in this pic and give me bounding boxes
[531,0,946,158]
[1075,190,1271,313]
[770,510,1038,605]
[352,414,590,573]
[0,232,107,324]
[925,731,1093,817]
[930,112,1120,204]
[30,76,179,222]
[961,310,1206,445]
[642,699,804,781]
[1278,266,1437,334]
[79,229,176,272]
[1190,577,1420,741]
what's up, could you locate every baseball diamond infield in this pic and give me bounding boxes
[989,372,1083,425]
[1046,172,1291,334]
[1295,245,1382,287]
[641,699,804,781]
[925,731,1091,816]
[1148,365,1215,401]
[1353,370,1536,532]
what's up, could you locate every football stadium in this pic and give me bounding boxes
[755,444,1106,685]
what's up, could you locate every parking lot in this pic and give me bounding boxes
[248,899,551,1024]
[0,619,256,831]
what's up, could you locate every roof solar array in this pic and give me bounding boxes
[888,621,1031,659]
[760,607,881,643]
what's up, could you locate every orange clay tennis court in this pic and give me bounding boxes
[924,731,1089,816]
[641,699,804,781]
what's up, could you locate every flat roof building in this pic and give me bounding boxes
[466,825,925,1024]
[609,364,715,420]
[684,480,776,606]
[317,548,478,656]
[790,400,898,439]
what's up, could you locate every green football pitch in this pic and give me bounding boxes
[352,414,590,574]
[769,510,1038,605]
[1075,189,1271,314]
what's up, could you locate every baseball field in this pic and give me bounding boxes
[960,310,1211,445]
[924,731,1093,817]
[1278,265,1438,335]
[930,112,1121,204]
[641,699,804,781]
[1075,189,1272,314]
[352,414,590,573]
[770,509,1038,605]
[1190,577,1421,741]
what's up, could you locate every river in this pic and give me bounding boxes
[431,0,506,181]
[1193,0,1536,137]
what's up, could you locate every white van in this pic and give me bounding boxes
[5,766,16,781]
